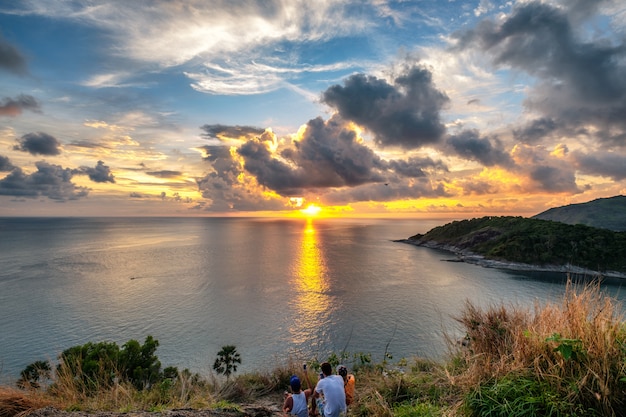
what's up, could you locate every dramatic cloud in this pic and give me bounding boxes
[454,1,626,145]
[529,165,580,193]
[387,156,448,178]
[0,95,40,117]
[0,155,15,171]
[197,145,233,162]
[446,130,514,167]
[197,119,455,209]
[0,33,27,75]
[510,144,581,194]
[14,132,62,156]
[321,179,449,205]
[0,161,89,200]
[573,151,626,181]
[238,116,385,195]
[200,124,265,141]
[513,118,560,144]
[322,66,449,149]
[146,170,182,179]
[77,161,115,183]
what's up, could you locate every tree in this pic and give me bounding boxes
[213,345,241,380]
[119,335,162,389]
[17,360,51,389]
[56,335,163,394]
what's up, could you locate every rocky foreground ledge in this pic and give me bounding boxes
[395,239,626,280]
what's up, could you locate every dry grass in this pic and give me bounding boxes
[0,387,55,417]
[454,279,626,415]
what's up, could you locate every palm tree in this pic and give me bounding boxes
[213,345,241,380]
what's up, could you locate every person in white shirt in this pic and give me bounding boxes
[311,362,346,417]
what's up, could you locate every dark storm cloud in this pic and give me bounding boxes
[513,118,560,144]
[196,171,286,212]
[321,179,449,205]
[197,145,233,162]
[76,161,115,183]
[67,140,112,150]
[454,1,626,144]
[146,170,182,178]
[237,116,385,195]
[530,165,581,193]
[321,66,449,149]
[14,132,62,156]
[446,130,514,167]
[0,155,15,171]
[0,33,27,75]
[459,179,496,196]
[200,124,265,141]
[0,161,89,200]
[0,94,40,116]
[387,156,448,178]
[196,137,287,212]
[573,151,626,181]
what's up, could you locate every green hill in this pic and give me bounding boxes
[405,216,626,274]
[532,195,626,231]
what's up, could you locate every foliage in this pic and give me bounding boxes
[408,216,626,272]
[213,345,241,380]
[455,280,626,416]
[119,335,161,389]
[17,360,52,389]
[393,401,444,417]
[52,335,163,395]
[464,375,592,417]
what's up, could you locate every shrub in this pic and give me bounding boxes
[455,280,626,416]
[464,375,593,417]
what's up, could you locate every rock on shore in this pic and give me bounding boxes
[395,239,626,279]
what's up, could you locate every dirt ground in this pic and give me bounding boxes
[23,400,285,417]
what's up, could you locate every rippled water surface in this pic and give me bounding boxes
[2,217,625,382]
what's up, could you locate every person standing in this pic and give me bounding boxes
[283,375,312,417]
[311,362,346,417]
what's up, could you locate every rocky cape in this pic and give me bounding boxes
[395,238,626,280]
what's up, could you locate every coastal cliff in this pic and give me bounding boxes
[397,216,626,278]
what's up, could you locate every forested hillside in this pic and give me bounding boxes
[407,216,626,273]
[532,195,626,231]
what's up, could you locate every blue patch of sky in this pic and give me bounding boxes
[0,12,110,84]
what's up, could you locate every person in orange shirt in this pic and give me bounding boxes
[336,365,355,406]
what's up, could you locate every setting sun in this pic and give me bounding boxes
[300,204,322,216]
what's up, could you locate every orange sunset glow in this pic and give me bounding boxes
[0,2,624,218]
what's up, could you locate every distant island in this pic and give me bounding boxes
[397,215,626,278]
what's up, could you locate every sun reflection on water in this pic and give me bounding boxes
[289,218,332,347]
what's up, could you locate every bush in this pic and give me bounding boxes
[455,280,626,416]
[464,375,593,417]
[54,336,163,395]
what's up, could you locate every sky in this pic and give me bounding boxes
[0,0,625,218]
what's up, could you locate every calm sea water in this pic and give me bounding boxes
[1,217,625,383]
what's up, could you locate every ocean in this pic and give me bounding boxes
[1,217,625,383]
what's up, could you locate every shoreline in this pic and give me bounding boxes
[395,239,626,280]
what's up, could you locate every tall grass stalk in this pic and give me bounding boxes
[456,279,626,416]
